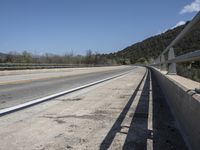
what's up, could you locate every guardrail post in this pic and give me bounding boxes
[161,54,167,71]
[159,56,162,70]
[195,88,200,94]
[168,48,177,74]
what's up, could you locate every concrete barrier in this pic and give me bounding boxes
[150,67,200,150]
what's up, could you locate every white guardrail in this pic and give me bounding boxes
[151,11,200,93]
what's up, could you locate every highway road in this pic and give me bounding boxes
[0,66,135,109]
[0,66,187,150]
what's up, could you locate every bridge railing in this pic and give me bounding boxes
[151,11,200,93]
[0,63,116,70]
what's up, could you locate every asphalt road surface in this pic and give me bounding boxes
[0,66,135,109]
[0,67,187,150]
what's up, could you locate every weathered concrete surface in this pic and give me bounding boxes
[150,67,200,150]
[0,67,187,150]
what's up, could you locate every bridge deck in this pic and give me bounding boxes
[0,67,188,150]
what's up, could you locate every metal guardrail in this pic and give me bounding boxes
[152,50,200,65]
[166,50,200,64]
[159,11,200,57]
[0,63,113,70]
[151,11,200,93]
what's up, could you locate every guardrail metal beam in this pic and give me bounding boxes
[151,11,200,93]
[160,11,200,57]
[152,50,200,65]
[166,50,200,64]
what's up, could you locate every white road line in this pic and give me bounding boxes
[0,68,135,116]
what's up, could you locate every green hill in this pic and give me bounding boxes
[108,21,200,64]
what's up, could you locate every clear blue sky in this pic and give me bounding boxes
[0,0,198,55]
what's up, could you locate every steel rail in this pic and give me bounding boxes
[159,11,200,57]
[153,50,200,65]
[151,12,200,93]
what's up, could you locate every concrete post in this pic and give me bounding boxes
[195,88,200,94]
[168,48,177,74]
[161,54,167,71]
[159,56,162,70]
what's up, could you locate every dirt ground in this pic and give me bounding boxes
[0,67,187,150]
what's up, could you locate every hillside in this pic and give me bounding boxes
[0,52,7,57]
[1,20,199,66]
[0,52,7,60]
[108,21,200,64]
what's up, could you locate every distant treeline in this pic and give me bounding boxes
[1,21,200,66]
[0,50,117,65]
[0,19,199,81]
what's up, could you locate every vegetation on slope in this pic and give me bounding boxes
[0,50,117,66]
[107,21,200,65]
[107,21,200,82]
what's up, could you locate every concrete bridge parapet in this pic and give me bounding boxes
[150,67,200,150]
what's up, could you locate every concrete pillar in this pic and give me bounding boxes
[195,88,200,94]
[168,48,177,74]
[161,54,167,71]
[154,58,159,69]
[159,56,162,70]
